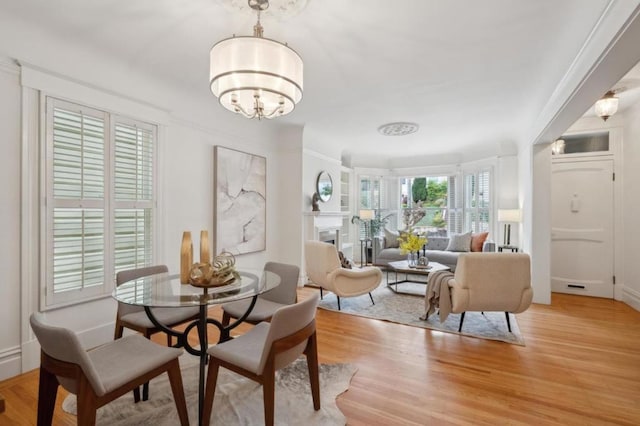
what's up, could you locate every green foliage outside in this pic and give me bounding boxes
[410,178,448,229]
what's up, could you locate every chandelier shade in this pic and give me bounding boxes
[209,0,303,121]
[594,90,618,121]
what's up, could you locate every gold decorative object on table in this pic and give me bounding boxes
[200,230,210,263]
[180,231,193,284]
[189,251,240,289]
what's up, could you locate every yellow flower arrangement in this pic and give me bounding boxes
[398,231,427,254]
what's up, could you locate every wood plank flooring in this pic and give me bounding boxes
[1,290,639,425]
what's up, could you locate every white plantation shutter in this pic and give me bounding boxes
[44,98,157,307]
[447,175,462,234]
[463,170,491,234]
[113,119,155,275]
[47,101,107,304]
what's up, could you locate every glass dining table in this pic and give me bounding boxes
[112,269,281,425]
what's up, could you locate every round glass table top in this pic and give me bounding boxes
[113,270,281,308]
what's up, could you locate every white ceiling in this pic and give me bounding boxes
[1,0,638,167]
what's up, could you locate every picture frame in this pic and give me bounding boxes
[214,146,266,255]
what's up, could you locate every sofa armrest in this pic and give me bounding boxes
[482,241,496,252]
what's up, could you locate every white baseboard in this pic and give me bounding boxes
[623,286,640,312]
[0,346,23,381]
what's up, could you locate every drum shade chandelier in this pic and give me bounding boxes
[594,90,618,121]
[209,0,303,120]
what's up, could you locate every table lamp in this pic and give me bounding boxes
[497,209,521,246]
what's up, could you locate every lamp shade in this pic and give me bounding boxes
[359,209,375,220]
[210,36,303,118]
[498,209,521,223]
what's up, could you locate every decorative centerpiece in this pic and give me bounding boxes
[189,251,239,288]
[398,230,427,267]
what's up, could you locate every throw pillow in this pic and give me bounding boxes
[384,228,400,248]
[338,251,352,269]
[471,232,489,252]
[445,231,472,252]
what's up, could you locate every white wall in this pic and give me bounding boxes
[0,62,23,378]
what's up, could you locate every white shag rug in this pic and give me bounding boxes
[318,280,525,346]
[63,355,356,425]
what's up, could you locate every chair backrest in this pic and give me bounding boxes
[453,253,533,313]
[260,262,300,304]
[256,293,320,374]
[304,241,341,287]
[30,313,105,396]
[115,265,169,317]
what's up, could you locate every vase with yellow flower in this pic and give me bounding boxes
[398,230,427,267]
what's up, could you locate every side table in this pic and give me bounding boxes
[360,239,373,267]
[498,245,519,253]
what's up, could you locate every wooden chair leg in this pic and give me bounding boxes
[201,358,220,426]
[167,333,172,347]
[133,387,141,403]
[166,360,189,426]
[37,367,59,426]
[505,312,512,332]
[142,330,152,401]
[263,368,276,426]
[76,378,97,426]
[458,312,466,332]
[305,333,321,410]
[113,320,124,340]
[221,311,232,327]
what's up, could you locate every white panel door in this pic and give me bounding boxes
[551,159,614,298]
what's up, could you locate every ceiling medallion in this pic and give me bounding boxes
[210,0,303,120]
[219,0,310,20]
[377,122,419,136]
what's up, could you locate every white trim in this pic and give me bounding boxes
[303,148,342,166]
[0,346,22,381]
[21,87,40,371]
[20,62,170,125]
[623,286,640,312]
[0,56,19,75]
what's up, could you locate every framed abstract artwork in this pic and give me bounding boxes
[214,146,266,255]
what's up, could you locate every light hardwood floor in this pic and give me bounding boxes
[1,290,639,425]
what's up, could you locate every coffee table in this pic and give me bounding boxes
[387,260,451,295]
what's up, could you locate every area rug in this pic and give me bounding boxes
[62,355,356,425]
[318,281,525,345]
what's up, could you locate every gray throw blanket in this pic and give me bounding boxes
[421,270,455,322]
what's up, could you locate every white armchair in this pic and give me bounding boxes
[304,241,382,310]
[450,252,533,332]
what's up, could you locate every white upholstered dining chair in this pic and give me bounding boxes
[201,293,321,426]
[30,313,189,426]
[220,261,300,326]
[114,264,199,400]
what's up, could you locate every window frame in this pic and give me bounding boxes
[41,96,158,309]
[463,168,493,234]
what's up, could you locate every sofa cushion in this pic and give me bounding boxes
[471,232,489,252]
[383,228,400,248]
[425,236,449,251]
[446,232,472,252]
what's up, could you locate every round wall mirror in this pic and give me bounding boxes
[316,171,333,202]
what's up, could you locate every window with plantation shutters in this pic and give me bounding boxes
[113,119,155,275]
[463,170,491,233]
[44,98,157,307]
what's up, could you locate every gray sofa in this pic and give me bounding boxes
[373,233,494,272]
